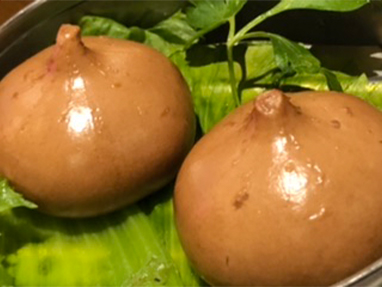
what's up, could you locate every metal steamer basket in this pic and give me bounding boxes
[1,1,382,286]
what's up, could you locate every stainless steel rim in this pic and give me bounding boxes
[0,0,47,34]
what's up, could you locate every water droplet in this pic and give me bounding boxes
[330,120,341,129]
[160,108,170,117]
[23,71,32,81]
[225,121,236,127]
[343,106,353,116]
[231,159,239,167]
[244,171,253,178]
[19,126,26,133]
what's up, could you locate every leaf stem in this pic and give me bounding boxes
[237,31,271,41]
[227,16,240,107]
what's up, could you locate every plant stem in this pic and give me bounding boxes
[227,16,240,107]
[230,3,285,46]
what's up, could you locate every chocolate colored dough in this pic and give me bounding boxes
[175,89,382,286]
[0,25,195,217]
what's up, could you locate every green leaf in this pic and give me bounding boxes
[246,70,382,110]
[267,33,321,74]
[142,186,204,286]
[0,179,37,213]
[232,0,369,47]
[186,0,246,30]
[1,206,183,286]
[321,68,343,92]
[334,73,382,109]
[79,16,183,57]
[149,11,197,45]
[245,42,277,81]
[245,35,343,93]
[0,258,13,287]
[185,60,241,133]
[267,35,347,92]
[185,0,247,47]
[79,16,140,40]
[294,72,382,109]
[143,32,184,57]
[239,41,382,108]
[275,0,369,13]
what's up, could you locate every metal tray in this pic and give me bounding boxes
[1,1,382,286]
